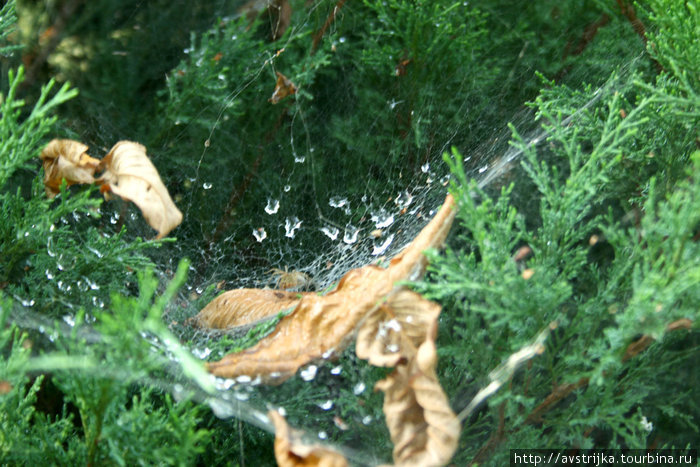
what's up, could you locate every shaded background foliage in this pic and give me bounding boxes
[1,0,698,465]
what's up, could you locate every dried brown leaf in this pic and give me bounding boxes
[206,194,456,383]
[187,289,306,329]
[375,330,460,466]
[270,410,349,467]
[355,289,441,368]
[98,141,183,239]
[269,71,297,104]
[40,139,100,197]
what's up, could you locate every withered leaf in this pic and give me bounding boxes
[206,194,456,383]
[375,329,460,467]
[98,141,183,239]
[187,289,307,330]
[270,410,349,467]
[355,289,441,368]
[269,71,297,104]
[40,139,101,197]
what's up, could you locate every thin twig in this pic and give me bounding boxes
[310,0,346,54]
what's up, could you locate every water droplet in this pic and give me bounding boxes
[284,185,291,192]
[284,217,302,238]
[440,175,450,186]
[372,233,394,256]
[215,378,236,390]
[20,298,35,307]
[421,162,430,173]
[362,415,373,425]
[318,400,334,410]
[110,213,119,224]
[46,237,56,257]
[202,182,213,190]
[353,382,366,395]
[395,190,413,208]
[320,226,339,240]
[45,269,54,280]
[343,225,359,244]
[209,398,235,418]
[62,314,75,327]
[253,227,267,242]
[85,277,100,290]
[92,296,105,308]
[330,366,342,375]
[478,165,488,174]
[294,153,306,163]
[49,224,55,232]
[371,210,394,228]
[192,347,212,359]
[265,198,280,214]
[300,365,318,381]
[339,36,347,43]
[195,286,204,294]
[87,246,103,258]
[329,196,349,209]
[318,431,328,440]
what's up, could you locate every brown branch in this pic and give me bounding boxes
[525,377,590,425]
[208,109,288,245]
[622,318,693,361]
[310,0,346,55]
[469,402,507,466]
[563,14,611,59]
[23,0,85,87]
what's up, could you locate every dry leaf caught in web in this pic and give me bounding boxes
[270,410,349,467]
[98,141,183,239]
[187,289,307,330]
[206,194,456,383]
[355,289,441,368]
[269,71,297,104]
[375,327,460,467]
[40,139,101,197]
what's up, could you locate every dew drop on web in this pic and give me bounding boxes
[371,210,394,228]
[300,364,318,381]
[265,198,280,214]
[329,196,349,209]
[253,227,267,242]
[320,226,339,240]
[284,217,302,238]
[343,224,359,244]
[372,233,394,256]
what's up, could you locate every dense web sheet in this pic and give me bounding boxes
[4,1,656,464]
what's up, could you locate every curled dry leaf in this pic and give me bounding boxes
[187,289,307,329]
[270,410,349,467]
[269,71,297,104]
[98,141,183,239]
[355,289,441,368]
[206,194,456,383]
[40,139,101,197]
[375,328,460,467]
